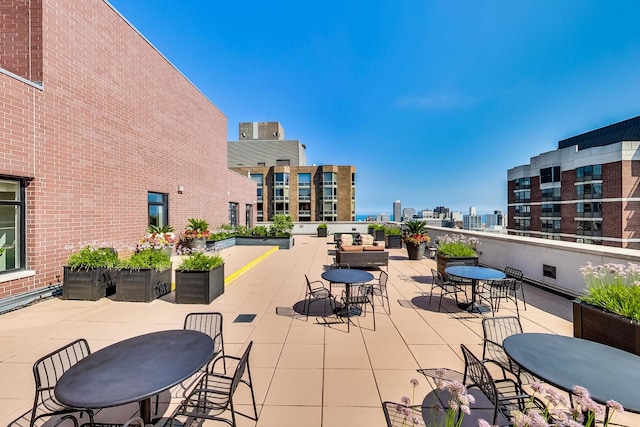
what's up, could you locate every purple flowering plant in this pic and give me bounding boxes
[579,262,640,322]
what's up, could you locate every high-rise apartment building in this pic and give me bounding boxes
[485,210,504,228]
[393,200,402,222]
[229,122,356,222]
[507,115,640,248]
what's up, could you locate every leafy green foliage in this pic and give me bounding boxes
[186,218,209,233]
[436,242,477,257]
[176,251,224,271]
[67,246,119,270]
[317,223,328,229]
[118,249,171,271]
[384,226,402,236]
[579,262,640,322]
[252,225,269,237]
[270,214,293,237]
[235,225,251,236]
[146,224,174,234]
[404,220,426,234]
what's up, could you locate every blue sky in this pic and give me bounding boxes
[108,0,640,215]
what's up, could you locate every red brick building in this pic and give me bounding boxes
[507,116,640,248]
[0,0,256,301]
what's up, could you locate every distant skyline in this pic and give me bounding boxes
[108,0,640,214]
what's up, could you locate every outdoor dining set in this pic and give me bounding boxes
[25,312,257,427]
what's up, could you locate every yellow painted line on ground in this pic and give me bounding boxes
[224,246,279,286]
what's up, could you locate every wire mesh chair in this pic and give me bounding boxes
[504,266,527,310]
[340,284,375,332]
[460,344,545,426]
[184,312,226,373]
[30,338,95,427]
[366,270,390,314]
[444,262,471,300]
[479,278,520,318]
[170,341,258,427]
[481,316,535,385]
[429,268,465,312]
[382,401,427,427]
[328,263,350,294]
[304,274,336,320]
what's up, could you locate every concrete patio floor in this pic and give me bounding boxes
[1,235,637,426]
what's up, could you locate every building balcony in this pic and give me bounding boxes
[298,210,311,216]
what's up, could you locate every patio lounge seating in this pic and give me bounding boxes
[30,338,95,427]
[336,249,389,270]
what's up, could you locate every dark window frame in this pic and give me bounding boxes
[0,177,27,273]
[148,192,169,228]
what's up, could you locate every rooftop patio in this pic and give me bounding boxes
[1,235,637,426]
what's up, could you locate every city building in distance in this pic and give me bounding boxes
[507,115,640,248]
[229,122,356,222]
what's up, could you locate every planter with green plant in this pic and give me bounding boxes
[435,234,479,275]
[116,248,172,302]
[402,220,430,260]
[175,251,225,304]
[384,226,403,249]
[235,215,295,249]
[317,223,328,237]
[63,245,119,300]
[140,224,175,257]
[573,262,640,356]
[182,218,210,250]
[206,224,236,250]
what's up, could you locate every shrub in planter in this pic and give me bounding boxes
[435,234,479,275]
[384,226,403,249]
[63,245,119,300]
[117,249,172,302]
[175,251,225,304]
[269,214,293,237]
[317,223,328,237]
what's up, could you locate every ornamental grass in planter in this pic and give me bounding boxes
[435,234,479,275]
[116,248,172,302]
[63,245,119,300]
[574,262,640,355]
[175,251,225,304]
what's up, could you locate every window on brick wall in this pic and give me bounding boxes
[229,202,239,227]
[148,192,169,228]
[0,178,25,273]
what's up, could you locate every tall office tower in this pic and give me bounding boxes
[229,122,356,222]
[485,210,504,228]
[469,206,477,216]
[393,200,402,222]
[507,115,640,248]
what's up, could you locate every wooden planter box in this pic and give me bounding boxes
[175,264,225,304]
[235,236,294,249]
[62,267,116,301]
[374,229,385,242]
[317,228,328,237]
[436,254,479,276]
[385,235,403,249]
[116,267,172,302]
[573,300,640,356]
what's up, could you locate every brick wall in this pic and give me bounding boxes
[0,0,255,298]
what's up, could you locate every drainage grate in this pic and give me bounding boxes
[234,314,257,323]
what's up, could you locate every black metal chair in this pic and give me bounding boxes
[460,344,545,426]
[184,311,226,373]
[504,266,527,310]
[382,401,427,427]
[480,278,520,318]
[170,341,258,427]
[366,270,390,314]
[430,268,465,312]
[304,274,336,320]
[481,316,535,384]
[328,263,350,294]
[340,284,375,332]
[30,338,95,427]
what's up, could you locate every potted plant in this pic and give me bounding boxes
[402,220,430,260]
[140,224,175,257]
[384,225,403,249]
[317,223,328,237]
[62,245,119,300]
[116,248,172,302]
[235,215,295,249]
[175,251,225,304]
[435,234,479,275]
[182,218,210,250]
[573,262,640,356]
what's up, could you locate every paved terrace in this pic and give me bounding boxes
[1,235,637,426]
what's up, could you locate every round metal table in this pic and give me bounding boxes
[504,333,640,413]
[444,265,505,313]
[55,330,214,423]
[321,269,374,317]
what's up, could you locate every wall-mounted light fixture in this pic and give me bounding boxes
[177,185,184,194]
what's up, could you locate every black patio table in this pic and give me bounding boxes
[321,268,373,317]
[54,329,214,424]
[444,265,505,313]
[503,333,640,414]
